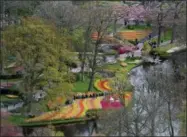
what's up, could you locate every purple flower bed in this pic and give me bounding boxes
[101,100,123,109]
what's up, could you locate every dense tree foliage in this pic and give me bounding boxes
[2,17,74,113]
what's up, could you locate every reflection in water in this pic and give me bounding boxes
[57,123,90,137]
[64,52,186,136]
[130,52,186,136]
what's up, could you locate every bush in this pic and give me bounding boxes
[127,25,134,30]
[142,41,152,53]
[128,40,137,45]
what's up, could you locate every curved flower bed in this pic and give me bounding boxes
[47,97,65,110]
[25,92,132,123]
[117,30,151,40]
[94,79,112,92]
[26,97,104,122]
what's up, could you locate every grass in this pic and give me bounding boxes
[97,58,139,73]
[72,73,99,92]
[156,43,176,52]
[0,79,21,83]
[120,25,152,31]
[9,115,26,125]
[9,114,93,127]
[151,43,176,58]
[161,30,172,42]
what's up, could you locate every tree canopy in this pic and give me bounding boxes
[2,17,74,104]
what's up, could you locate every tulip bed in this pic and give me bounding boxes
[94,79,112,92]
[47,97,66,110]
[117,30,151,40]
[25,92,133,123]
[25,97,104,122]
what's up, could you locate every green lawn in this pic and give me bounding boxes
[72,73,99,92]
[72,59,138,93]
[97,58,138,74]
[161,30,172,42]
[9,114,92,127]
[0,79,21,83]
[156,43,176,52]
[151,43,176,58]
[120,25,152,31]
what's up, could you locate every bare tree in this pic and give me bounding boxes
[145,1,171,46]
[87,6,114,91]
[34,1,83,31]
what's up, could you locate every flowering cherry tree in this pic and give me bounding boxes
[111,4,130,34]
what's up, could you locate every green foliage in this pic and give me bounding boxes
[161,30,172,42]
[150,37,157,43]
[150,44,175,58]
[142,41,152,54]
[121,25,152,31]
[71,29,85,52]
[2,17,74,105]
[128,40,138,45]
[52,131,64,136]
[127,25,135,30]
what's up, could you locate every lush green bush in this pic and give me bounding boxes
[151,48,170,59]
[127,25,134,30]
[150,38,157,43]
[142,41,152,52]
[128,40,138,45]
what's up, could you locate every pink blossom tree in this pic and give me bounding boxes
[112,4,130,34]
[127,5,147,24]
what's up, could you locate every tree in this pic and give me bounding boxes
[145,1,171,46]
[87,6,114,91]
[111,4,129,34]
[168,1,186,44]
[2,17,74,114]
[97,61,186,136]
[34,1,83,32]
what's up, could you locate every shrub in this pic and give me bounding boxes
[142,41,152,53]
[127,25,134,30]
[128,40,137,45]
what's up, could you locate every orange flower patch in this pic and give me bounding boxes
[123,92,132,106]
[75,100,85,118]
[117,30,151,40]
[94,79,112,92]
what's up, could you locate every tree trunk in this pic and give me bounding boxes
[135,118,139,137]
[150,112,155,136]
[157,4,163,47]
[81,27,91,81]
[113,19,117,35]
[119,110,122,136]
[88,40,100,91]
[171,12,177,44]
[157,25,162,47]
[168,100,174,137]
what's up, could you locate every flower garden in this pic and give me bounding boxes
[25,92,132,123]
[94,79,112,91]
[116,30,151,40]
